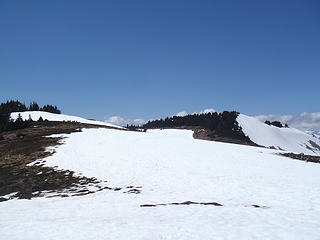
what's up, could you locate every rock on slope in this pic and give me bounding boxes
[237,114,320,156]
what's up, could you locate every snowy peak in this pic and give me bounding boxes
[10,111,123,129]
[237,114,320,156]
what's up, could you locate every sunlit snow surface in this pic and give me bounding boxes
[1,129,320,240]
[238,114,320,155]
[10,111,122,129]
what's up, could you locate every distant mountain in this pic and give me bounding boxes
[237,114,320,156]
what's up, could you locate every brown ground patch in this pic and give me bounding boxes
[158,126,259,146]
[280,152,320,164]
[0,121,125,201]
[140,201,269,208]
[140,201,223,207]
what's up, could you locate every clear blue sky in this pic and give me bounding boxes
[1,0,319,121]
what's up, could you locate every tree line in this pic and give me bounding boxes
[0,100,61,114]
[141,111,251,142]
[0,100,61,134]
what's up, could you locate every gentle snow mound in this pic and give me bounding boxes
[10,111,123,129]
[237,114,320,155]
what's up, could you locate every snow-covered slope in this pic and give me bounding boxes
[10,111,122,129]
[305,130,320,140]
[237,114,320,156]
[1,129,320,239]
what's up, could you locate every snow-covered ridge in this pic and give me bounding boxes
[10,111,320,155]
[10,111,123,129]
[237,114,320,156]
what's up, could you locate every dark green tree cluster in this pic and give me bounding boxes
[0,100,61,114]
[126,124,146,132]
[0,112,10,132]
[0,100,61,133]
[41,104,61,114]
[0,113,32,133]
[142,111,251,142]
[29,101,40,111]
[0,100,28,113]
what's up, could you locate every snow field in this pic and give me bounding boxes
[1,129,320,239]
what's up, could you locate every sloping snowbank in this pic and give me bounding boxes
[1,129,320,240]
[237,114,320,155]
[10,111,122,129]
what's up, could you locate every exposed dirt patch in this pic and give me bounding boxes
[140,201,223,207]
[140,201,269,208]
[280,152,320,164]
[189,127,259,146]
[0,121,126,201]
[145,126,258,146]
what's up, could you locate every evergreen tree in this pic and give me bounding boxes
[16,113,23,122]
[40,104,61,114]
[141,111,251,143]
[0,100,27,113]
[28,114,33,122]
[29,101,39,111]
[0,112,9,131]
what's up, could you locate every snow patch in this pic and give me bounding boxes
[10,111,123,129]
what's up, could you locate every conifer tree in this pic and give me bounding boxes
[29,101,39,111]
